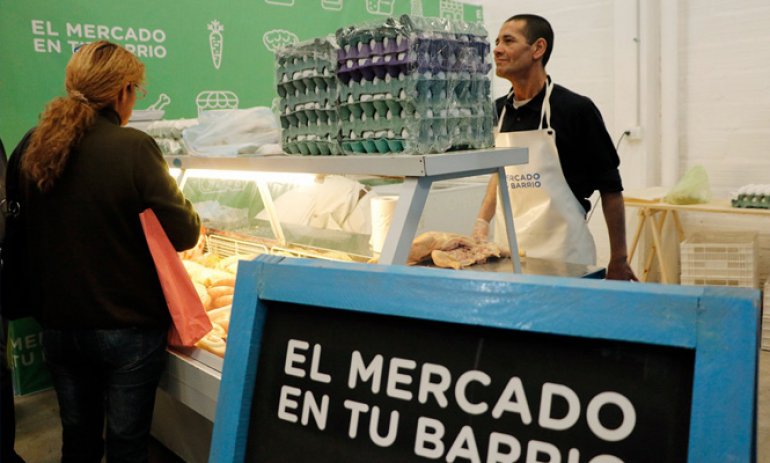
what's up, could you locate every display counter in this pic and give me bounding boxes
[151,148,611,462]
[151,352,218,463]
[152,257,604,462]
[166,148,528,268]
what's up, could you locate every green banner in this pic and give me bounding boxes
[0,0,483,147]
[7,317,52,396]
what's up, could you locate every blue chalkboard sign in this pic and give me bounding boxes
[211,255,760,462]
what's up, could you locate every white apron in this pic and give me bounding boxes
[493,80,596,265]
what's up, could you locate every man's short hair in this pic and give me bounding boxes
[506,14,554,66]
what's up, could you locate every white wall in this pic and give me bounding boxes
[482,2,616,130]
[681,0,770,197]
[678,0,770,283]
[477,0,770,282]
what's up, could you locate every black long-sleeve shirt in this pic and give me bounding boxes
[15,109,200,329]
[496,81,623,212]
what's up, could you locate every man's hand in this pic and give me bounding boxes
[606,257,638,281]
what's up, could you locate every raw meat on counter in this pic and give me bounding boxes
[408,232,475,265]
[408,231,513,270]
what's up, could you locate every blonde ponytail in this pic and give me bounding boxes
[22,41,145,192]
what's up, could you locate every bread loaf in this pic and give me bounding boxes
[193,252,221,268]
[183,260,208,284]
[193,282,213,310]
[216,255,243,274]
[211,294,233,310]
[207,285,234,300]
[195,330,226,357]
[207,305,231,332]
[209,277,236,288]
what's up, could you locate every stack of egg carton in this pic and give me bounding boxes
[731,184,770,209]
[335,15,494,155]
[276,38,341,155]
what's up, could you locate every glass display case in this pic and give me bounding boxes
[167,148,528,267]
[180,170,376,262]
[159,148,528,413]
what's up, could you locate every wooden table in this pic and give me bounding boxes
[624,198,770,283]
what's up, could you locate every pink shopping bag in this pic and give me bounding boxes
[140,209,212,346]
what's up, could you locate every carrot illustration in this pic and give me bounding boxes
[208,20,224,70]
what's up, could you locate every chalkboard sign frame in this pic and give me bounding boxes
[210,255,760,462]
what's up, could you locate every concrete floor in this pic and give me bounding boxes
[11,351,770,462]
[13,389,183,463]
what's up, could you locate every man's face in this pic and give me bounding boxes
[493,20,536,81]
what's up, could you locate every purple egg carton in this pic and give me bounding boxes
[337,39,476,81]
[336,34,411,61]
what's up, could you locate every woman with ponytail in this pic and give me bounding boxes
[7,41,200,463]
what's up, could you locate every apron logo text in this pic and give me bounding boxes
[508,172,542,190]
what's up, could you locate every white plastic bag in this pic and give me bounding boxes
[256,175,373,233]
[182,107,281,156]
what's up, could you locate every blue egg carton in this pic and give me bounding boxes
[280,90,336,113]
[337,72,490,110]
[341,138,407,154]
[282,123,338,139]
[277,71,336,99]
[337,109,493,156]
[279,109,338,129]
[336,78,494,155]
[282,124,342,156]
[279,95,338,128]
[284,139,343,156]
[339,99,415,122]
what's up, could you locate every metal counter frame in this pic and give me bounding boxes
[166,148,529,270]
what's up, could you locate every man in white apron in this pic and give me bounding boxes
[473,14,637,281]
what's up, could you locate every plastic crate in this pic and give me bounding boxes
[679,232,758,288]
[762,278,770,351]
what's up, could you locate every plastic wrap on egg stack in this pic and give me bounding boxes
[335,15,494,155]
[276,38,342,155]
